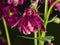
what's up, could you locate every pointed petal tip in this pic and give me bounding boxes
[23,30,31,35]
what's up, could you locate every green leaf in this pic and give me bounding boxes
[44,36,54,41]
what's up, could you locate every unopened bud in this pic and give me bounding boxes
[30,0,39,9]
[54,18,60,24]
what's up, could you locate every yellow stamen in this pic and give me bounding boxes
[14,0,19,3]
[54,8,58,11]
[9,10,13,16]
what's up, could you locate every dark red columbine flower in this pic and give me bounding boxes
[0,2,20,27]
[49,0,60,11]
[48,0,54,5]
[7,0,25,6]
[54,2,60,11]
[12,7,46,35]
[2,6,20,27]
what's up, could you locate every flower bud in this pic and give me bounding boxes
[54,18,60,24]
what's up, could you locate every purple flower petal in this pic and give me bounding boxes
[54,2,60,11]
[7,0,13,4]
[19,0,24,5]
[13,0,19,6]
[7,0,25,6]
[19,27,31,35]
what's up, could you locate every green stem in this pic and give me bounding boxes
[40,0,48,45]
[2,17,11,45]
[44,0,60,27]
[40,0,60,45]
[38,30,41,45]
[34,32,37,45]
[38,29,41,39]
[44,0,48,19]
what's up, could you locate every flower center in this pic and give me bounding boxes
[13,0,19,3]
[8,10,13,16]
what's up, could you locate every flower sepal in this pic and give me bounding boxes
[44,36,54,42]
